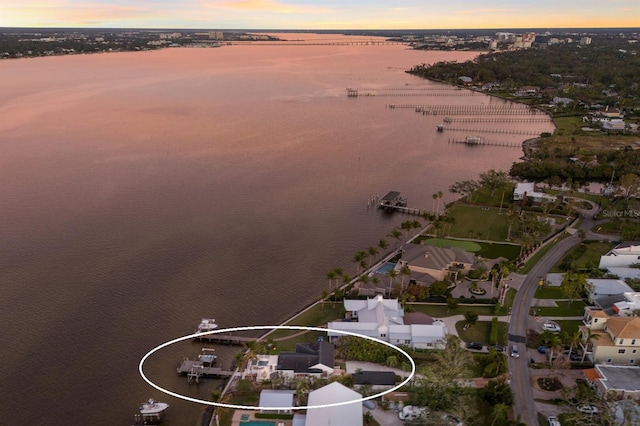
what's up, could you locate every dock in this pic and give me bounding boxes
[377,191,425,216]
[177,359,235,383]
[194,333,256,345]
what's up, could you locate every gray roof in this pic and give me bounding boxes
[259,389,295,408]
[277,340,334,373]
[352,371,396,386]
[596,365,640,392]
[402,244,475,271]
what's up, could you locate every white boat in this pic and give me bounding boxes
[139,399,169,416]
[196,318,218,333]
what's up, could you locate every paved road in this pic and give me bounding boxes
[509,202,600,426]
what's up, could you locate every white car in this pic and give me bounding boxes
[577,405,599,414]
[399,405,428,421]
[547,415,560,426]
[542,323,561,333]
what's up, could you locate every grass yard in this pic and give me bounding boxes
[445,204,511,242]
[554,320,583,335]
[408,303,496,318]
[550,241,615,273]
[456,320,509,345]
[420,237,521,261]
[535,285,565,299]
[264,303,344,341]
[496,288,517,314]
[532,301,586,317]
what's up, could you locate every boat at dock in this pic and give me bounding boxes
[135,399,169,424]
[464,136,482,145]
[196,318,218,333]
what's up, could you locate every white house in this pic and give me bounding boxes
[613,292,640,316]
[306,382,363,426]
[587,279,634,304]
[599,242,640,269]
[513,182,557,203]
[258,389,295,414]
[328,295,447,349]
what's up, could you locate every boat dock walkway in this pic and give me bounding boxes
[194,333,256,345]
[177,360,235,383]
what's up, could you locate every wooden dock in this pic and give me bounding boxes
[194,333,256,345]
[177,359,234,383]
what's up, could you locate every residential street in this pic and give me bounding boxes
[508,200,601,425]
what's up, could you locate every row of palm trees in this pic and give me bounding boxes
[538,327,599,369]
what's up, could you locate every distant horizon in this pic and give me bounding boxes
[2,1,639,30]
[2,26,639,33]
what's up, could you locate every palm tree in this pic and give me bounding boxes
[432,192,438,213]
[353,251,367,274]
[565,330,582,359]
[367,246,379,268]
[387,269,398,297]
[399,265,411,293]
[436,191,444,214]
[388,228,402,242]
[580,328,600,363]
[378,239,389,251]
[320,290,329,310]
[326,270,336,292]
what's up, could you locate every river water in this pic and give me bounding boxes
[0,34,554,425]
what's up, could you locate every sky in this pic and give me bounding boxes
[0,0,639,30]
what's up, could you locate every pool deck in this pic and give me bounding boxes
[230,410,292,426]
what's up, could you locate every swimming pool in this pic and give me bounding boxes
[375,262,396,274]
[239,421,276,426]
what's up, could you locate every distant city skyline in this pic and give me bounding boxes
[1,1,639,30]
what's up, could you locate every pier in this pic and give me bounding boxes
[194,333,256,345]
[376,191,425,216]
[386,104,545,115]
[437,125,540,136]
[177,360,235,383]
[448,137,521,148]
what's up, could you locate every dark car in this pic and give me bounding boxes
[538,346,548,354]
[570,352,582,361]
[466,342,483,350]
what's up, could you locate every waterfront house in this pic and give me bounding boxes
[328,295,447,349]
[258,389,295,414]
[399,244,475,282]
[580,308,640,364]
[276,340,335,379]
[352,371,397,391]
[599,242,640,269]
[306,382,363,426]
[512,182,557,203]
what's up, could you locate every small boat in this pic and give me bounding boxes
[140,399,169,415]
[464,136,482,145]
[136,398,169,424]
[198,348,217,365]
[436,124,444,132]
[196,318,218,333]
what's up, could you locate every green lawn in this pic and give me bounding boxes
[456,320,509,345]
[408,303,496,318]
[532,301,586,317]
[535,285,565,299]
[264,303,344,341]
[496,288,517,314]
[445,204,511,242]
[554,320,583,335]
[420,237,521,261]
[550,241,614,273]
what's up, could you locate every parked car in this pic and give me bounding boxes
[442,413,464,425]
[538,346,548,354]
[577,405,599,414]
[547,415,561,426]
[570,352,582,361]
[466,342,483,350]
[362,400,376,410]
[542,323,561,333]
[489,345,504,352]
[399,405,428,421]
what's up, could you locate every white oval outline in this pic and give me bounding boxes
[139,325,416,410]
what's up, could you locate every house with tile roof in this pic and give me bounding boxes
[400,244,476,282]
[581,308,640,364]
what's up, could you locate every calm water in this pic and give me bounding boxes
[0,34,554,425]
